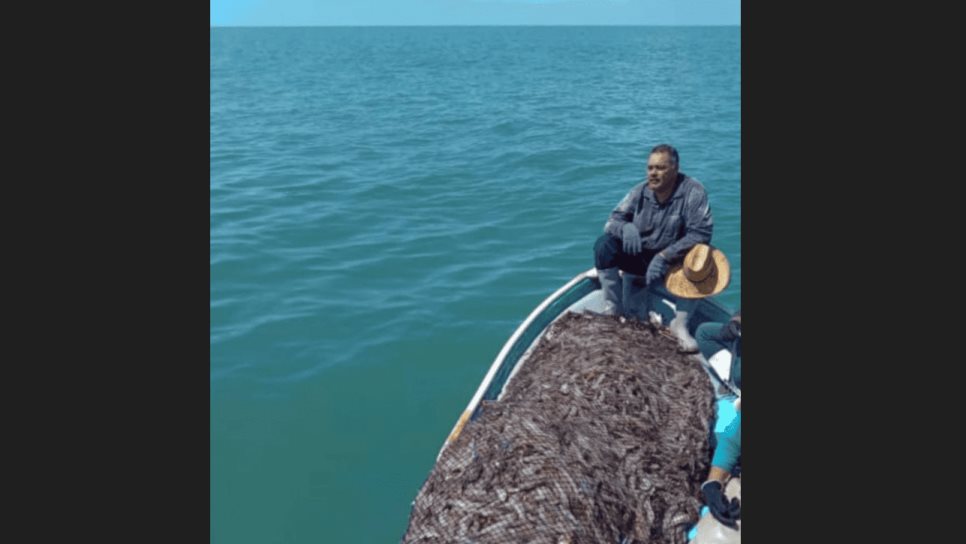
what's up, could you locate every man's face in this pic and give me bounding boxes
[646,152,679,194]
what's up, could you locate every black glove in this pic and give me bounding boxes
[701,480,740,528]
[718,317,741,342]
[726,318,741,338]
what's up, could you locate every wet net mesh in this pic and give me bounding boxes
[403,312,717,544]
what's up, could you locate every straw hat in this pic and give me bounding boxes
[664,244,731,299]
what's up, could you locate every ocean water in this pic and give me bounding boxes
[211,26,739,543]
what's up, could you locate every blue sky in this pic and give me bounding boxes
[211,0,741,26]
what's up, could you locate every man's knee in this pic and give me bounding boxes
[594,233,621,268]
[695,322,721,342]
[695,322,728,359]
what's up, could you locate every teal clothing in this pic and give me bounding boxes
[712,411,741,472]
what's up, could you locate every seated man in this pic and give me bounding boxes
[593,143,714,351]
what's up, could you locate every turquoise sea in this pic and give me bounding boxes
[211,26,739,543]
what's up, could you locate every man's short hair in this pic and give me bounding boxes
[650,144,679,167]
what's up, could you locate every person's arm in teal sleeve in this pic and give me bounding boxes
[701,411,742,527]
[711,412,741,474]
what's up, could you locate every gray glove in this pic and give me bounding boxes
[621,223,642,255]
[645,253,669,285]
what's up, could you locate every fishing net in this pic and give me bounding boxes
[403,311,717,544]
